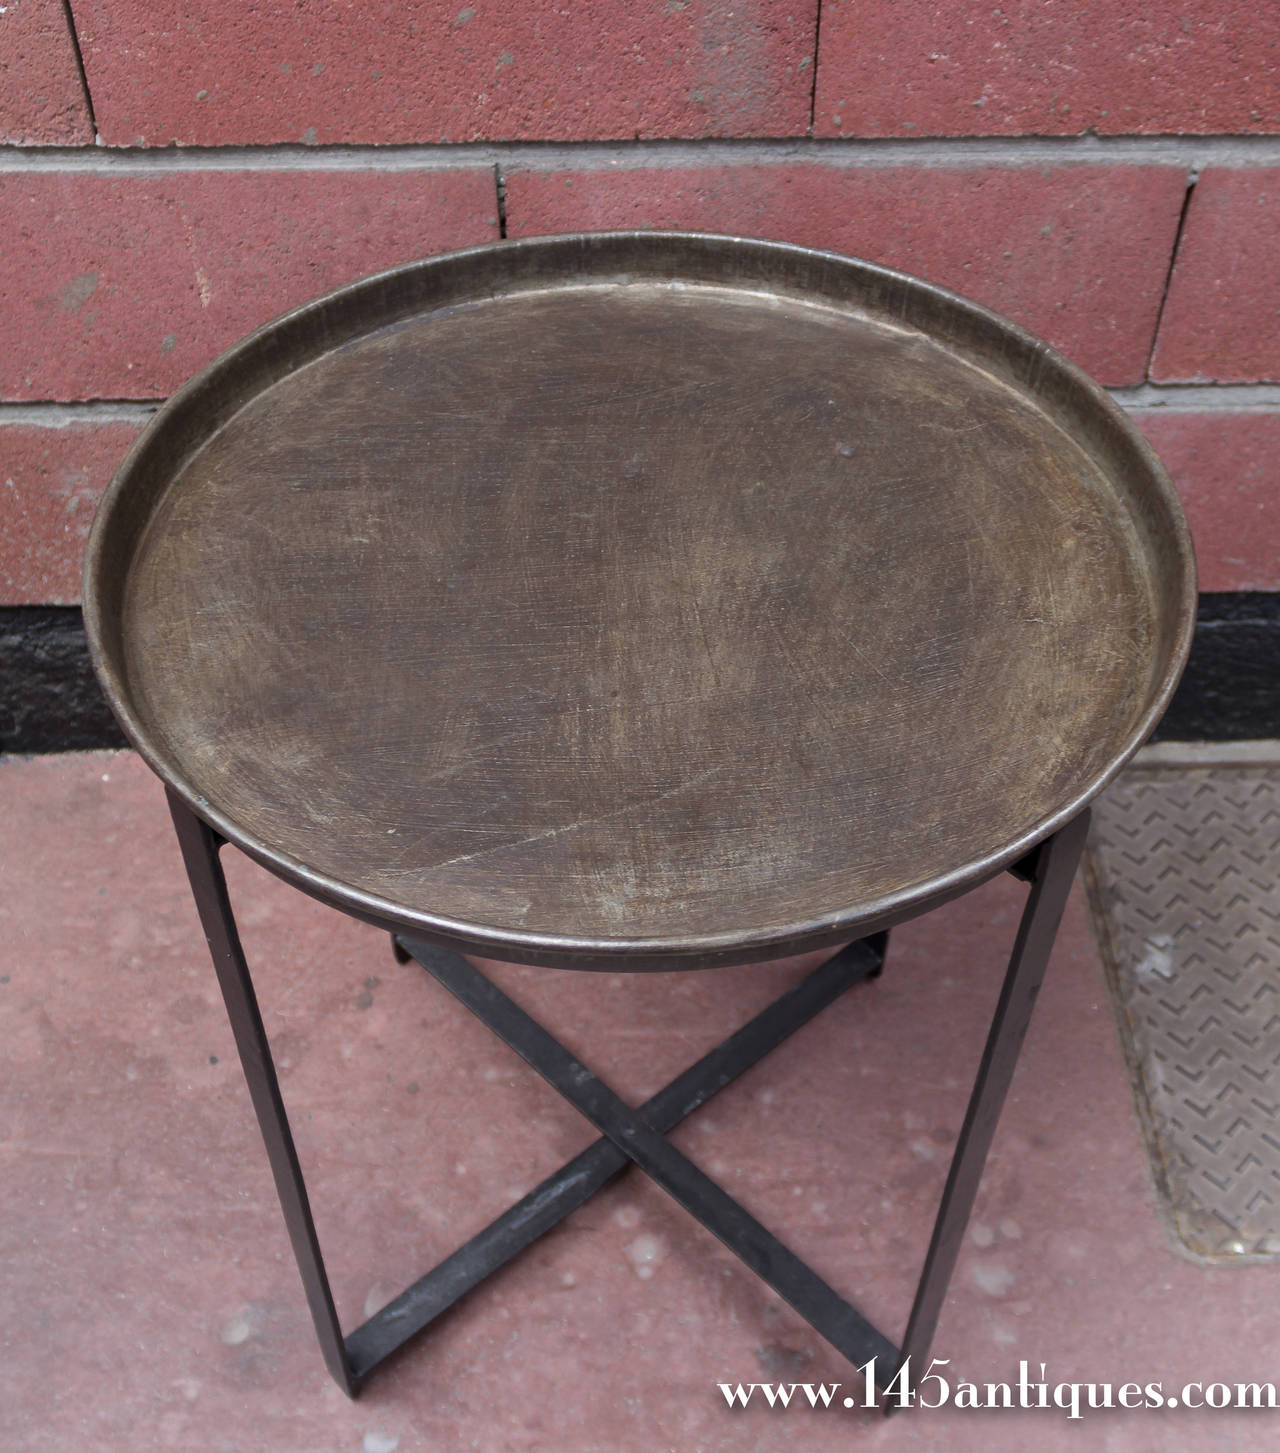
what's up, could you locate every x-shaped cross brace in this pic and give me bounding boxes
[168,789,1089,1406]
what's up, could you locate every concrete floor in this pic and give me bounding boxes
[4,750,1279,1452]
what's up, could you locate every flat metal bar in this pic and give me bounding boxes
[1006,844,1043,883]
[407,936,900,1376]
[894,810,1091,1389]
[167,791,355,1396]
[346,935,885,1379]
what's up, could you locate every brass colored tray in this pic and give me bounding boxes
[85,234,1195,968]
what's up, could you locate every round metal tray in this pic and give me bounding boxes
[84,233,1196,969]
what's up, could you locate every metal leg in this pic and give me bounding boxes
[866,929,889,979]
[167,791,355,1395]
[893,808,1091,1396]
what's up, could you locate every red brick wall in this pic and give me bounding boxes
[2,2,1277,603]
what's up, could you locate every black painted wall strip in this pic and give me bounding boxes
[0,607,127,754]
[1151,593,1280,742]
[1,595,1277,755]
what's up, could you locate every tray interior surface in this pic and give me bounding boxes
[108,266,1181,957]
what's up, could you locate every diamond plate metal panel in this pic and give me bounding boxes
[1086,764,1280,1262]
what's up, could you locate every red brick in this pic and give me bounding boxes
[71,0,813,146]
[0,169,497,401]
[1151,170,1280,385]
[0,422,144,603]
[0,0,93,144]
[1136,411,1280,593]
[815,0,1280,137]
[505,163,1187,386]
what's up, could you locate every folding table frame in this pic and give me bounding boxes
[169,790,1090,1405]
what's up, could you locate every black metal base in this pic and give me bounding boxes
[167,789,1089,1407]
[353,931,891,1383]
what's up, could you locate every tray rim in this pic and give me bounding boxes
[82,230,1198,970]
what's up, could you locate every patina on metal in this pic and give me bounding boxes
[84,233,1196,1402]
[85,232,1195,971]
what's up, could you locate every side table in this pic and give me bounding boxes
[84,233,1195,1401]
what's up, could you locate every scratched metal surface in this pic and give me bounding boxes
[84,234,1195,967]
[1087,763,1280,1262]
